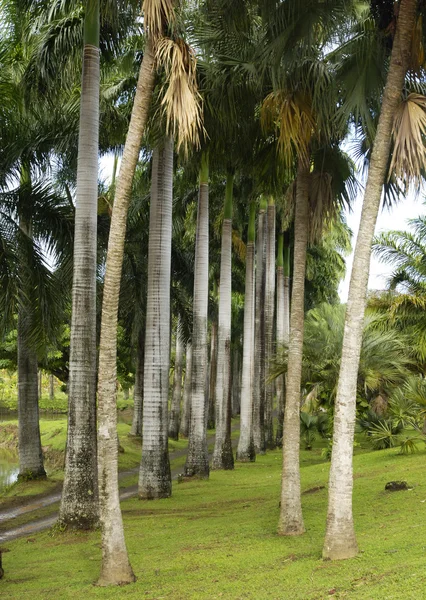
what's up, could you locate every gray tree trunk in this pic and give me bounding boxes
[231,350,241,417]
[264,201,276,449]
[49,375,55,402]
[237,239,256,462]
[275,266,285,448]
[253,205,267,453]
[59,39,100,528]
[17,313,46,480]
[278,163,310,536]
[212,216,234,470]
[184,162,210,478]
[139,138,173,499]
[168,317,184,440]
[323,0,417,560]
[180,343,192,438]
[207,319,218,429]
[129,335,144,437]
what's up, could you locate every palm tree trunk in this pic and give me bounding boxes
[96,33,156,586]
[278,162,310,536]
[184,153,210,478]
[180,343,192,437]
[231,350,240,417]
[237,201,256,461]
[253,198,267,454]
[323,0,417,560]
[129,334,144,437]
[168,317,184,440]
[49,375,55,402]
[60,4,101,528]
[17,311,46,480]
[275,232,285,448]
[139,138,173,499]
[212,173,234,470]
[207,318,218,429]
[264,197,276,450]
[276,231,290,447]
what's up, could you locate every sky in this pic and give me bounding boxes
[338,191,424,302]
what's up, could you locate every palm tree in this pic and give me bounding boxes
[212,172,235,470]
[184,151,210,478]
[180,342,192,437]
[60,0,100,530]
[168,316,184,440]
[129,333,144,437]
[96,0,202,582]
[278,160,310,536]
[264,196,276,450]
[275,229,290,447]
[139,138,174,499]
[323,0,419,560]
[253,197,267,454]
[236,201,256,461]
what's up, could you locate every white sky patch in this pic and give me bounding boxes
[339,191,424,301]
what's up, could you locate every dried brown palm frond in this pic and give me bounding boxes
[409,15,425,75]
[308,171,337,244]
[260,90,315,168]
[156,36,203,152]
[142,0,176,39]
[232,229,246,262]
[389,93,426,184]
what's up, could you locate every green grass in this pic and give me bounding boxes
[1,442,426,599]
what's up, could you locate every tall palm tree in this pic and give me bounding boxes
[96,0,202,582]
[180,342,192,437]
[323,0,419,560]
[264,196,276,450]
[184,151,210,478]
[60,0,100,530]
[129,333,144,437]
[275,229,290,447]
[139,137,174,499]
[212,172,235,470]
[236,201,256,461]
[168,316,184,440]
[278,160,310,535]
[253,197,267,453]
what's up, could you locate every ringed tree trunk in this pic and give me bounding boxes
[253,197,268,454]
[17,317,45,480]
[323,0,417,561]
[275,231,290,447]
[231,349,241,417]
[264,197,276,450]
[212,172,234,470]
[207,317,218,429]
[49,374,55,401]
[139,138,174,499]
[60,2,100,529]
[184,152,210,478]
[129,333,144,437]
[168,316,184,440]
[16,176,46,481]
[96,33,156,586]
[278,162,310,536]
[180,343,192,437]
[237,201,256,462]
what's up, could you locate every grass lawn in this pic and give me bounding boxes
[1,440,425,599]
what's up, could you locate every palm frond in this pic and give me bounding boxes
[389,93,426,185]
[155,36,203,152]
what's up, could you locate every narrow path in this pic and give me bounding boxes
[0,424,240,544]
